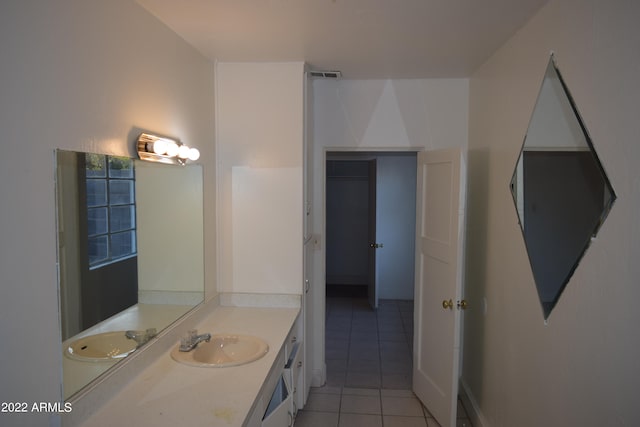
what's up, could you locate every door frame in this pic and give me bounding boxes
[318,146,426,384]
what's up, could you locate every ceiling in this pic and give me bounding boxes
[137,0,549,79]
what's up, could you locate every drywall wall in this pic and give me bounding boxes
[136,162,204,304]
[310,78,468,385]
[376,154,417,300]
[0,1,215,425]
[463,0,640,425]
[215,62,304,295]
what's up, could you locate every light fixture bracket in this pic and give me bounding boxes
[136,133,199,165]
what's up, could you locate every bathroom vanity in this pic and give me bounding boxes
[71,303,302,427]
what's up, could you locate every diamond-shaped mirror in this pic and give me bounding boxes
[510,55,616,320]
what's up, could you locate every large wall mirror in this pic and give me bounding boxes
[55,149,204,399]
[510,56,616,320]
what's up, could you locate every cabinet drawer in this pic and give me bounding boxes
[284,342,302,387]
[284,341,303,416]
[262,374,293,427]
[284,327,299,357]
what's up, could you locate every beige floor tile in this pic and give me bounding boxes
[294,410,339,427]
[342,387,380,397]
[305,392,341,412]
[326,370,346,387]
[381,389,416,398]
[326,358,348,372]
[381,360,412,374]
[310,386,342,395]
[338,413,383,427]
[381,373,412,389]
[340,394,381,414]
[382,395,425,417]
[383,415,429,427]
[345,372,381,388]
[347,358,380,373]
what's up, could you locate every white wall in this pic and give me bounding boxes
[463,0,640,425]
[376,154,417,300]
[215,62,304,295]
[136,162,204,304]
[526,66,587,150]
[0,1,215,425]
[311,78,468,384]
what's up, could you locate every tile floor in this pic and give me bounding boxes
[294,297,473,427]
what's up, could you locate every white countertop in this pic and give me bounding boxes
[77,305,300,427]
[63,303,197,399]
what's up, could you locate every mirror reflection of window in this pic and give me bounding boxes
[510,56,616,320]
[84,154,137,267]
[75,154,139,332]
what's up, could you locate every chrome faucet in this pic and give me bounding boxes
[179,329,212,352]
[125,328,157,347]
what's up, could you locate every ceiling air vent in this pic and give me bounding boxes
[309,70,342,79]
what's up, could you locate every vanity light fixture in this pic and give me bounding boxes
[136,133,200,166]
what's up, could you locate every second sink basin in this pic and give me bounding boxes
[65,331,137,362]
[171,334,269,368]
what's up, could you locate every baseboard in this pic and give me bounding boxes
[311,365,326,388]
[459,378,490,427]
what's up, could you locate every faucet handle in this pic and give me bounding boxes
[180,329,197,348]
[125,328,156,347]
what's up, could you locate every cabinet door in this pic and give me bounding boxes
[284,325,299,357]
[262,375,293,427]
[284,341,303,415]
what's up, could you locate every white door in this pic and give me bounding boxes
[413,148,465,427]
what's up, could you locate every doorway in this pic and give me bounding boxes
[310,148,469,427]
[325,152,418,305]
[324,151,417,389]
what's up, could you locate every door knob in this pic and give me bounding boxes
[442,299,453,310]
[457,300,468,310]
[369,243,384,248]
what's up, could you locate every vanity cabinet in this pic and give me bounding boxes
[245,315,304,427]
[283,325,303,417]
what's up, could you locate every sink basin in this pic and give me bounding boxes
[171,334,269,368]
[65,331,137,362]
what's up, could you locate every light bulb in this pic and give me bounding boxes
[188,148,200,161]
[178,144,191,159]
[152,139,168,155]
[166,141,179,157]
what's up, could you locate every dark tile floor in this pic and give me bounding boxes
[325,297,414,389]
[295,297,473,427]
